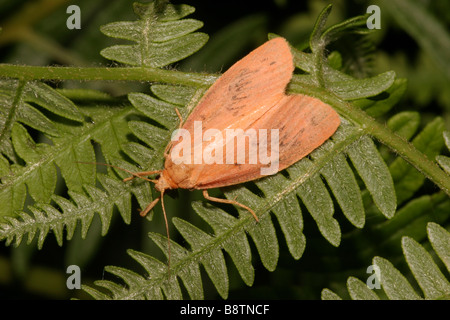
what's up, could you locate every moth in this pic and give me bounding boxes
[123,37,340,266]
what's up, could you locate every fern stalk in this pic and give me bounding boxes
[0,65,217,87]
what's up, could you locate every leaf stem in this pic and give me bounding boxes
[0,64,217,87]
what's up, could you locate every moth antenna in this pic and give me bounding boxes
[202,190,259,222]
[174,108,183,129]
[75,161,160,183]
[141,191,171,275]
[122,170,161,183]
[160,189,172,275]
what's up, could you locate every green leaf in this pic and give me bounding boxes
[347,277,379,300]
[82,284,113,300]
[122,142,154,168]
[0,153,9,176]
[0,80,82,138]
[173,218,229,299]
[246,206,279,271]
[0,80,82,163]
[104,266,147,299]
[290,159,341,247]
[101,19,204,43]
[327,51,342,70]
[325,220,450,300]
[320,13,372,43]
[327,71,396,100]
[23,82,83,122]
[192,202,255,287]
[224,187,279,271]
[436,131,450,174]
[133,2,195,21]
[290,48,397,101]
[346,136,396,218]
[54,138,96,194]
[0,171,145,249]
[100,2,208,67]
[387,111,421,141]
[255,174,305,260]
[0,81,92,219]
[402,236,450,299]
[101,33,208,68]
[291,49,315,75]
[321,288,342,300]
[373,256,422,300]
[310,4,332,50]
[353,78,408,117]
[16,102,58,137]
[128,121,168,151]
[11,123,56,204]
[149,232,204,300]
[150,84,196,106]
[127,249,181,299]
[314,144,365,228]
[436,155,450,175]
[128,92,180,129]
[427,222,450,272]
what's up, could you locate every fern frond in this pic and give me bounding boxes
[436,131,450,175]
[322,222,450,300]
[100,2,208,67]
[0,173,150,249]
[0,90,154,244]
[0,81,84,219]
[0,80,82,161]
[0,80,83,136]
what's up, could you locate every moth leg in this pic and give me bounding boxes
[202,190,259,222]
[139,196,160,217]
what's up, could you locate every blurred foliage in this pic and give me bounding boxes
[0,0,449,299]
